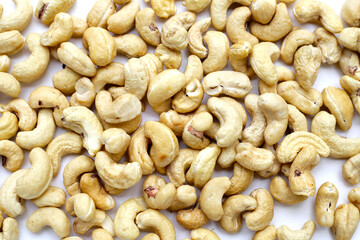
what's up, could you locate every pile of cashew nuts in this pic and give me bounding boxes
[1,0,360,239]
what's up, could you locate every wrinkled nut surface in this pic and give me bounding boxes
[182,112,213,149]
[143,174,176,210]
[332,203,360,240]
[1,98,37,131]
[188,17,211,59]
[340,49,360,81]
[176,207,209,230]
[340,75,360,114]
[342,0,360,27]
[314,27,341,64]
[0,140,24,172]
[135,8,161,46]
[229,41,255,77]
[315,182,339,228]
[277,220,316,240]
[270,176,308,205]
[0,30,25,56]
[40,12,73,47]
[1,217,19,240]
[35,0,76,25]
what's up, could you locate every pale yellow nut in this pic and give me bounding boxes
[72,16,88,38]
[183,0,211,12]
[251,0,276,24]
[35,0,76,25]
[74,209,114,236]
[182,112,213,150]
[343,153,360,185]
[342,0,360,27]
[143,174,176,210]
[1,217,19,240]
[0,72,21,98]
[288,104,308,132]
[107,0,139,34]
[0,0,32,32]
[349,187,360,210]
[217,140,238,168]
[148,0,176,19]
[176,207,209,230]
[160,110,192,136]
[15,109,55,150]
[41,12,73,46]
[172,78,204,113]
[235,142,274,171]
[31,186,66,208]
[0,55,10,72]
[87,0,116,28]
[65,193,96,222]
[188,17,211,59]
[250,3,293,42]
[124,58,150,99]
[135,8,161,46]
[257,144,282,178]
[92,229,113,240]
[53,67,82,95]
[314,27,341,64]
[0,30,25,55]
[270,176,308,205]
[253,225,276,240]
[140,53,163,81]
[339,49,360,80]
[258,66,296,95]
[277,220,316,240]
[92,62,124,92]
[340,75,360,114]
[190,228,220,240]
[46,132,83,177]
[101,128,130,156]
[0,140,24,172]
[155,44,182,69]
[315,182,338,227]
[70,77,96,108]
[332,204,360,240]
[142,233,160,240]
[114,34,148,58]
[226,163,254,195]
[168,185,197,211]
[202,31,229,75]
[1,98,37,131]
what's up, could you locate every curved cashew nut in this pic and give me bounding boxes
[140,53,163,81]
[315,182,339,227]
[115,34,147,58]
[229,41,255,77]
[53,67,82,95]
[65,193,96,222]
[277,220,316,240]
[86,0,115,28]
[184,55,203,83]
[332,203,360,240]
[161,11,197,51]
[342,0,360,27]
[314,27,341,64]
[93,228,113,240]
[41,12,73,46]
[340,49,360,80]
[250,42,280,86]
[168,185,197,211]
[176,206,209,230]
[243,188,274,231]
[27,207,70,238]
[1,217,19,240]
[172,78,204,113]
[15,109,55,150]
[46,132,83,177]
[0,30,25,55]
[107,0,140,34]
[124,58,150,100]
[0,140,24,172]
[276,131,330,164]
[0,111,18,141]
[219,195,257,233]
[258,65,295,95]
[202,31,229,75]
[288,104,308,132]
[253,225,276,240]
[101,128,130,158]
[188,17,211,59]
[251,0,276,24]
[0,0,32,32]
[1,98,37,131]
[35,0,75,25]
[190,228,220,240]
[135,8,161,46]
[226,163,254,196]
[311,111,360,158]
[11,33,50,83]
[340,75,360,115]
[257,144,281,178]
[182,112,213,150]
[210,0,252,31]
[73,209,114,236]
[143,174,176,210]
[218,140,238,168]
[91,62,124,93]
[270,176,308,205]
[114,197,148,240]
[0,55,11,72]
[155,44,182,69]
[61,106,103,157]
[136,209,176,240]
[31,186,66,208]
[235,142,275,171]
[226,7,259,45]
[0,72,21,98]
[293,0,343,33]
[0,169,27,218]
[160,110,192,136]
[28,86,69,127]
[280,29,315,65]
[199,176,231,221]
[70,77,96,108]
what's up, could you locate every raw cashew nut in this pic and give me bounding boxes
[143,174,176,210]
[229,41,255,77]
[332,203,360,240]
[278,81,323,115]
[35,0,76,25]
[288,104,308,132]
[210,0,252,31]
[253,225,276,240]
[226,163,254,196]
[250,3,293,42]
[277,220,316,240]
[0,169,27,218]
[343,153,360,185]
[217,140,238,168]
[270,176,308,205]
[251,0,277,24]
[219,194,257,233]
[250,42,280,86]
[114,197,148,240]
[27,207,71,238]
[258,93,288,145]
[70,77,96,107]
[176,206,209,230]
[243,188,274,231]
[314,27,341,64]
[136,209,176,240]
[63,155,95,196]
[161,11,197,51]
[0,140,24,172]
[135,8,161,46]
[190,228,220,240]
[46,132,83,177]
[101,128,130,157]
[342,0,360,27]
[280,29,315,65]
[339,49,360,80]
[72,16,88,37]
[155,44,182,69]
[114,34,148,58]
[31,186,66,208]
[107,0,140,34]
[15,109,56,150]
[125,57,151,100]
[257,144,281,178]
[0,55,11,72]
[0,72,21,98]
[348,187,360,210]
[11,33,50,83]
[0,30,25,55]
[202,31,230,75]
[93,229,113,240]
[61,106,103,157]
[199,176,231,221]
[186,144,221,188]
[235,143,275,171]
[147,0,176,19]
[168,185,197,211]
[276,131,330,164]
[188,17,211,59]
[322,86,354,131]
[311,111,360,158]
[172,78,204,113]
[92,62,124,93]
[0,0,32,32]
[0,111,18,141]
[1,217,19,240]
[183,0,211,12]
[1,98,37,131]
[65,193,96,222]
[53,67,82,95]
[40,12,73,46]
[160,110,192,136]
[86,0,116,28]
[73,209,114,236]
[340,75,360,114]
[315,182,338,227]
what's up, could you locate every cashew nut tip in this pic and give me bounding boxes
[277,220,316,240]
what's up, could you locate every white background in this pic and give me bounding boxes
[1,0,359,239]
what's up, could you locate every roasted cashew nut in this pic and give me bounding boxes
[0,0,32,32]
[188,17,211,59]
[277,220,316,240]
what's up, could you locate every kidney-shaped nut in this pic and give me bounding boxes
[332,203,360,240]
[189,228,220,240]
[135,8,161,46]
[226,162,254,196]
[57,42,96,77]
[41,12,73,46]
[92,62,124,93]
[146,0,175,19]
[293,0,343,33]
[107,0,139,34]
[235,142,274,171]
[147,69,186,113]
[0,72,21,98]
[155,44,182,69]
[253,225,276,240]
[202,31,230,75]
[277,220,316,240]
[229,41,255,77]
[183,0,210,12]
[176,206,209,230]
[0,111,18,141]
[270,176,308,205]
[53,67,82,95]
[27,207,71,238]
[114,34,148,58]
[86,0,116,28]
[73,209,114,236]
[93,228,113,240]
[101,128,130,157]
[161,11,196,51]
[31,186,66,208]
[0,140,24,172]
[1,217,19,240]
[0,169,27,218]
[348,187,360,210]
[65,193,96,222]
[219,194,257,233]
[125,58,150,100]
[168,185,197,211]
[0,30,25,55]
[250,42,280,86]
[340,75,360,114]
[339,49,360,80]
[1,98,37,131]
[160,110,192,137]
[276,131,330,164]
[188,17,211,59]
[217,140,238,168]
[342,0,360,27]
[315,182,339,227]
[288,104,308,132]
[35,0,75,25]
[278,81,323,115]
[182,112,213,149]
[243,188,274,231]
[314,27,341,64]
[258,93,288,145]
[343,153,360,185]
[143,174,176,210]
[15,109,55,150]
[280,29,315,65]
[62,106,103,157]
[172,78,204,113]
[251,0,276,24]
[311,111,360,158]
[0,55,11,72]
[210,0,252,31]
[0,0,32,32]
[11,33,50,83]
[136,209,175,240]
[200,176,231,221]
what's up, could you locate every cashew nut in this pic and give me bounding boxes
[155,44,182,69]
[0,30,25,55]
[229,41,255,77]
[339,49,360,80]
[315,182,338,227]
[0,140,23,172]
[189,228,220,240]
[277,220,316,240]
[40,12,73,46]
[31,186,66,208]
[1,98,37,131]
[0,72,21,98]
[86,0,116,28]
[343,153,360,185]
[0,55,10,72]
[53,67,82,95]
[93,228,113,240]
[253,225,276,240]
[73,209,114,236]
[143,174,176,210]
[288,104,308,132]
[314,27,341,64]
[0,0,32,32]
[107,0,139,34]
[270,176,308,205]
[342,0,360,27]
[235,142,275,171]
[160,110,193,136]
[188,17,211,59]
[65,193,96,222]
[168,185,197,211]
[251,0,277,24]
[0,217,19,240]
[176,206,209,230]
[332,203,360,240]
[35,0,75,25]
[226,163,254,196]
[182,112,212,149]
[92,62,124,92]
[147,0,176,19]
[340,75,360,114]
[135,8,161,46]
[70,77,96,107]
[217,140,238,168]
[172,78,204,113]
[183,0,211,12]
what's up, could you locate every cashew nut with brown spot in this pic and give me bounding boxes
[315,182,338,227]
[143,174,176,210]
[136,8,161,46]
[70,77,96,108]
[183,112,213,150]
[35,0,75,25]
[1,98,37,131]
[339,49,360,80]
[40,12,73,46]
